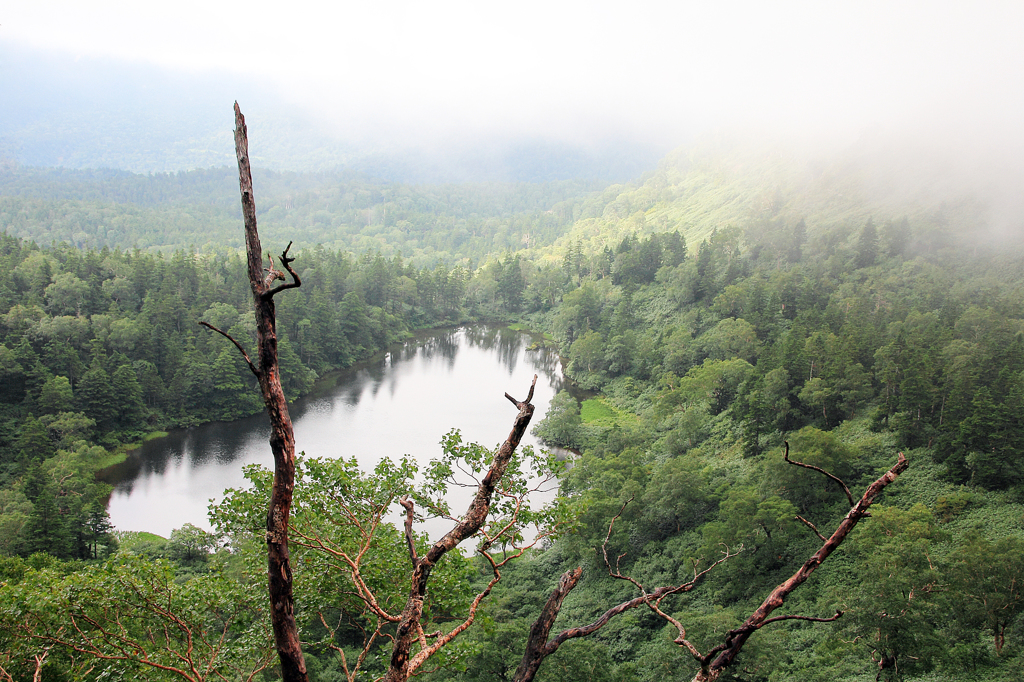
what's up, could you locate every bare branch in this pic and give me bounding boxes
[760,610,843,627]
[784,441,855,507]
[266,242,302,298]
[512,567,583,682]
[505,374,538,408]
[601,495,634,579]
[795,514,827,542]
[513,510,740,682]
[399,497,418,569]
[701,452,908,679]
[198,322,259,377]
[383,376,539,682]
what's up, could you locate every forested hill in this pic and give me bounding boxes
[0,165,604,261]
[1,139,1023,681]
[537,136,1001,266]
[2,136,1001,267]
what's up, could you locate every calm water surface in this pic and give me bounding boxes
[102,326,567,538]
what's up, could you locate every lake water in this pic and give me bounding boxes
[101,326,568,539]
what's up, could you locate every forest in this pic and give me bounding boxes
[0,143,1022,682]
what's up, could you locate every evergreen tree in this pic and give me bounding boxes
[20,464,71,558]
[789,218,807,262]
[882,217,911,258]
[498,254,525,313]
[14,417,53,464]
[855,218,879,268]
[37,376,74,415]
[76,364,118,429]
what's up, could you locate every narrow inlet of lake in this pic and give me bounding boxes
[101,326,568,539]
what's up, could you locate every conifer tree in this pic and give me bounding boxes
[855,218,879,268]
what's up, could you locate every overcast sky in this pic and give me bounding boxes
[4,1,1024,151]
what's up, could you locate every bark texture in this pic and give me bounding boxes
[382,377,537,682]
[231,102,307,682]
[513,567,583,682]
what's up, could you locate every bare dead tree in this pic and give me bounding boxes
[380,376,541,682]
[515,444,909,682]
[200,102,307,682]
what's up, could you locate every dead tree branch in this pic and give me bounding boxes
[795,514,827,542]
[692,452,908,682]
[197,322,258,376]
[512,499,739,682]
[784,440,855,507]
[760,611,843,627]
[399,497,418,569]
[515,451,908,682]
[382,375,538,682]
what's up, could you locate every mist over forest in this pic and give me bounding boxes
[2,3,1024,681]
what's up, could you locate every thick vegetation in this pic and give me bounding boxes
[1,146,1023,681]
[0,166,602,262]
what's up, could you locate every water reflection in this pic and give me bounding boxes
[102,326,567,538]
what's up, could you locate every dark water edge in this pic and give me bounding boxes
[99,324,568,538]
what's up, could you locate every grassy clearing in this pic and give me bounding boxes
[113,530,167,548]
[94,432,169,471]
[580,398,620,426]
[93,450,128,470]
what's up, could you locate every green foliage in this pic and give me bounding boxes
[533,390,582,449]
[834,505,945,680]
[7,142,1024,681]
[167,523,218,564]
[208,430,571,680]
[0,553,273,680]
[951,536,1024,655]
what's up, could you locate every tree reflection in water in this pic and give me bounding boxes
[102,325,569,538]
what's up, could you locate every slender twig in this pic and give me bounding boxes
[601,496,634,579]
[198,322,258,377]
[795,514,827,542]
[784,441,855,507]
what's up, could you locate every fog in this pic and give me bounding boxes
[3,1,1024,193]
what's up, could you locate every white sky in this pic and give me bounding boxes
[4,1,1024,148]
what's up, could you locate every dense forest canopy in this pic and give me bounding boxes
[1,139,1023,682]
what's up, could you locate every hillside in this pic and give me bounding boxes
[1,138,1023,681]
[0,165,604,263]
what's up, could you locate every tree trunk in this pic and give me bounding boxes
[233,103,308,682]
[382,378,537,682]
[513,568,583,682]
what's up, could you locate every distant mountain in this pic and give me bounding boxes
[0,43,663,183]
[539,132,1024,261]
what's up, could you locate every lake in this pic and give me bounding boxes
[101,325,569,539]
